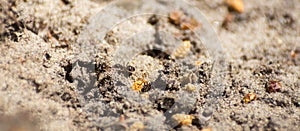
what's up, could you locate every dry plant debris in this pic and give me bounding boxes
[169,11,201,31]
[266,81,282,93]
[169,11,184,25]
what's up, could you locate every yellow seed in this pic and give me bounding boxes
[195,61,202,66]
[225,0,244,13]
[132,80,144,91]
[172,40,192,58]
[131,78,148,92]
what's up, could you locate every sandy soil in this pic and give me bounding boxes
[0,0,299,131]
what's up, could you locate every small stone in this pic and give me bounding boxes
[243,93,256,103]
[141,82,151,92]
[127,65,135,72]
[171,114,194,125]
[148,15,159,25]
[130,121,144,131]
[291,49,298,59]
[184,83,196,92]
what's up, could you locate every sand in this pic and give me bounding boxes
[0,0,299,130]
